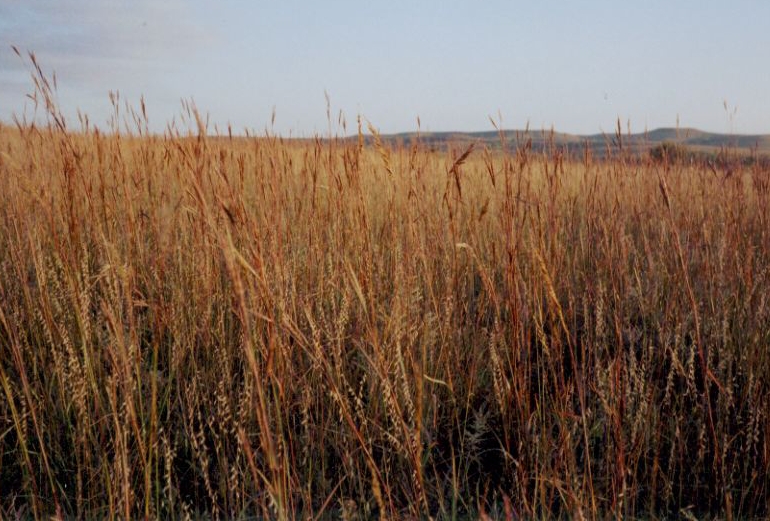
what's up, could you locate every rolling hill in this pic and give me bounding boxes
[377,127,770,158]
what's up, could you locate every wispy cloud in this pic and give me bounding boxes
[0,0,212,120]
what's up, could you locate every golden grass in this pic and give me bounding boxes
[1,67,770,519]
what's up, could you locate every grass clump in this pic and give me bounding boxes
[1,68,770,520]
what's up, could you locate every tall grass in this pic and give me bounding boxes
[1,66,769,519]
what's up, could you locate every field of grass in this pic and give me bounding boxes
[1,85,770,519]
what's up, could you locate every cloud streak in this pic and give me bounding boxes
[0,0,212,122]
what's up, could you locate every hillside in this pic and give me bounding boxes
[379,127,770,157]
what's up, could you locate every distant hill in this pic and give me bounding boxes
[373,127,770,158]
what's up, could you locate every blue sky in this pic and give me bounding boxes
[1,1,768,136]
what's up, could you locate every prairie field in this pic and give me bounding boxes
[1,97,770,519]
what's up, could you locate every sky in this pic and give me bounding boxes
[1,1,769,136]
